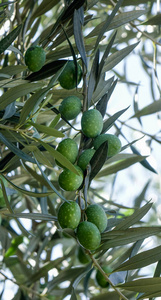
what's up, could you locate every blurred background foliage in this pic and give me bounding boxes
[0,0,161,299]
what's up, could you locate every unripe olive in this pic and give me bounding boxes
[58,61,82,90]
[58,166,83,191]
[85,204,107,233]
[77,246,90,264]
[81,109,103,138]
[76,221,101,251]
[25,46,46,72]
[0,188,5,207]
[93,134,122,157]
[77,149,95,171]
[58,200,81,230]
[56,138,78,167]
[95,266,111,288]
[59,96,82,120]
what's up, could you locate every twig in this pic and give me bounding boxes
[87,251,128,300]
[109,0,161,47]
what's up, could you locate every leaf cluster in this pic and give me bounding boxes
[0,1,160,299]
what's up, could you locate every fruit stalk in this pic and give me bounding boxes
[87,251,128,300]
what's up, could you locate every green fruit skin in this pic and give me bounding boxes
[59,96,82,120]
[93,134,122,156]
[77,246,90,264]
[81,109,103,138]
[56,138,78,167]
[85,204,107,233]
[58,61,82,90]
[25,46,46,72]
[77,149,95,171]
[76,221,101,251]
[0,189,5,207]
[58,200,81,230]
[96,266,111,288]
[58,166,83,191]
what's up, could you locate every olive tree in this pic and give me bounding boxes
[0,1,161,299]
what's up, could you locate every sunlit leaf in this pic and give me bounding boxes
[87,10,147,38]
[114,245,161,272]
[0,82,43,110]
[94,0,124,50]
[35,139,80,174]
[30,121,64,137]
[114,202,153,230]
[96,154,147,177]
[100,227,161,250]
[0,24,22,54]
[32,0,59,18]
[0,133,35,163]
[118,277,161,293]
[90,141,108,181]
[131,99,161,118]
[102,106,130,133]
[0,174,54,197]
[74,8,87,67]
[102,42,140,73]
[5,212,57,221]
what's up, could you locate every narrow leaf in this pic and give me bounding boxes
[102,106,130,133]
[87,49,99,107]
[36,139,80,175]
[114,202,153,231]
[131,99,161,118]
[0,174,54,197]
[19,87,50,125]
[99,227,161,250]
[5,212,57,221]
[0,24,22,54]
[30,122,65,138]
[98,31,117,79]
[131,145,157,174]
[2,102,16,120]
[114,245,161,272]
[134,179,151,207]
[26,60,67,82]
[96,154,147,177]
[87,10,147,38]
[90,141,108,181]
[96,79,118,118]
[141,13,161,25]
[94,0,124,51]
[93,76,114,103]
[73,9,87,67]
[102,42,140,73]
[96,93,110,118]
[118,277,161,293]
[0,65,27,76]
[0,83,43,110]
[0,133,35,164]
[33,155,67,202]
[0,178,33,236]
[32,0,59,18]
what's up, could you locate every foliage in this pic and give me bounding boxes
[0,0,161,299]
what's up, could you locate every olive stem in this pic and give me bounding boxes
[87,251,128,300]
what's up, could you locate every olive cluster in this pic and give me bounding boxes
[57,201,107,251]
[57,104,122,191]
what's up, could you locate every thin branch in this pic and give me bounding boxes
[87,251,128,300]
[109,0,161,47]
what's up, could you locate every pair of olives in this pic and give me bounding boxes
[58,201,107,251]
[57,131,122,192]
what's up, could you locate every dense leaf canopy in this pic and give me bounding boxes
[0,1,161,299]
